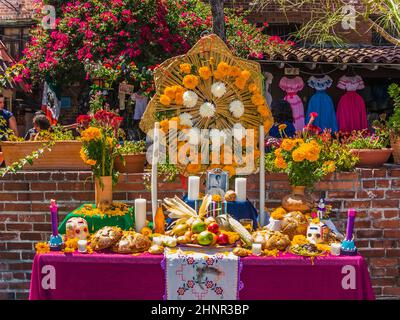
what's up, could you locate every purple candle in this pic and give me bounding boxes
[50,199,59,236]
[345,208,356,241]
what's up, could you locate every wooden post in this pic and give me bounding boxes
[151,122,160,222]
[210,0,226,42]
[259,125,266,227]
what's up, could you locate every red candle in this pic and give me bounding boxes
[50,199,59,236]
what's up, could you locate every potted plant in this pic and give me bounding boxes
[388,83,400,164]
[79,109,123,211]
[0,121,89,171]
[115,140,146,173]
[346,128,392,168]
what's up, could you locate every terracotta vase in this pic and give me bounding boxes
[350,148,393,168]
[282,186,312,213]
[95,176,113,211]
[0,152,3,165]
[115,153,146,173]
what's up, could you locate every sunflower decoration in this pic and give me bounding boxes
[140,35,274,176]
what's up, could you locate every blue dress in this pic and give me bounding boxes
[269,122,296,138]
[306,76,338,133]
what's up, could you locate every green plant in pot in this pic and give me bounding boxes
[115,140,146,173]
[345,126,392,168]
[388,83,400,164]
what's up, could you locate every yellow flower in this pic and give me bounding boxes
[179,63,192,74]
[281,139,296,151]
[141,227,152,237]
[164,86,177,99]
[229,66,241,77]
[213,70,225,80]
[240,70,251,80]
[223,165,236,177]
[274,148,282,157]
[186,163,202,174]
[35,242,50,254]
[248,82,258,93]
[274,156,287,169]
[234,77,246,90]
[209,57,215,65]
[323,160,336,173]
[217,62,231,76]
[182,74,199,89]
[65,238,78,250]
[86,246,94,254]
[80,148,88,163]
[81,127,101,142]
[271,207,286,220]
[198,66,212,80]
[63,247,75,253]
[212,194,222,202]
[86,159,97,166]
[160,119,169,133]
[159,94,171,106]
[291,235,309,246]
[292,147,306,162]
[251,93,264,106]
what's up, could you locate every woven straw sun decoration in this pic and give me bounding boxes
[140,34,273,134]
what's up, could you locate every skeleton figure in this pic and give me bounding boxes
[65,217,89,240]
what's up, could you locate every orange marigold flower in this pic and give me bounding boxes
[257,105,269,117]
[248,82,258,93]
[198,66,212,80]
[234,77,246,90]
[274,156,287,169]
[229,66,241,77]
[212,194,222,202]
[179,63,192,74]
[81,127,101,142]
[240,70,251,80]
[223,165,236,177]
[217,62,231,76]
[164,86,177,99]
[183,75,199,89]
[251,93,264,106]
[213,70,225,80]
[281,139,296,151]
[186,163,202,174]
[160,94,171,106]
[86,159,97,166]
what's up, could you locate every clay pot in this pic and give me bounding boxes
[281,186,312,213]
[0,152,3,165]
[115,153,146,173]
[95,176,113,211]
[350,148,393,168]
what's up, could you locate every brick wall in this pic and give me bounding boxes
[0,0,35,21]
[0,167,400,299]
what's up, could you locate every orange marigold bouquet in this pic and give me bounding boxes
[267,137,336,187]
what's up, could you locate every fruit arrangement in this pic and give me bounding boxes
[163,195,247,247]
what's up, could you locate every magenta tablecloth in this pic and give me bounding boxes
[29,252,375,300]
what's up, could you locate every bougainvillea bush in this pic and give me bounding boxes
[18,0,292,96]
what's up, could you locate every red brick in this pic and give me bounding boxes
[8,262,33,271]
[78,172,92,181]
[362,180,375,189]
[373,169,387,178]
[358,249,385,257]
[38,172,51,180]
[385,268,400,276]
[383,287,400,296]
[44,192,73,201]
[390,169,400,177]
[344,200,370,209]
[31,203,51,212]
[6,223,32,232]
[316,181,354,190]
[327,191,356,199]
[19,233,44,241]
[357,229,383,238]
[71,192,94,201]
[0,233,19,241]
[33,223,51,232]
[0,193,17,201]
[7,282,31,290]
[370,240,397,248]
[21,252,35,260]
[393,179,400,189]
[114,182,147,191]
[383,210,399,219]
[0,252,21,260]
[359,169,373,178]
[0,214,18,222]
[3,183,29,191]
[355,220,371,228]
[270,181,291,190]
[335,172,358,180]
[371,278,397,286]
[18,214,45,223]
[6,242,33,251]
[265,173,288,181]
[57,182,86,191]
[51,172,66,180]
[370,258,398,267]
[386,190,400,199]
[16,292,29,300]
[376,180,390,188]
[30,182,57,191]
[373,220,400,229]
[384,230,400,238]
[3,203,31,212]
[371,200,399,208]
[386,249,400,257]
[17,192,44,201]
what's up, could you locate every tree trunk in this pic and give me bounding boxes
[210,0,226,42]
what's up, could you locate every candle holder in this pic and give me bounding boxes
[49,234,63,251]
[340,237,358,256]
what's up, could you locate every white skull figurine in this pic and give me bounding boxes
[66,217,89,240]
[307,223,323,244]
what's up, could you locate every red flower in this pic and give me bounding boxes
[206,280,213,289]
[206,258,214,266]
[215,287,223,295]
[310,112,318,119]
[177,287,185,296]
[187,257,194,265]
[187,280,194,288]
[76,114,92,124]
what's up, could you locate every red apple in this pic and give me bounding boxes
[217,233,229,245]
[207,222,219,234]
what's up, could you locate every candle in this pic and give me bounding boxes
[330,243,341,256]
[50,199,59,236]
[252,243,262,256]
[78,240,87,253]
[188,176,200,201]
[235,177,247,202]
[345,208,356,241]
[135,198,147,232]
[259,125,266,227]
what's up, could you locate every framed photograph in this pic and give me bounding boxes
[206,168,229,197]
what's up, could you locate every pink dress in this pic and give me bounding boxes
[279,76,305,131]
[336,75,368,133]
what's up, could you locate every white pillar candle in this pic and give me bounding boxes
[235,177,247,202]
[77,240,87,253]
[252,243,262,256]
[330,243,341,256]
[188,176,200,200]
[135,198,147,232]
[259,125,266,227]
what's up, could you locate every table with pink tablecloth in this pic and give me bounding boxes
[29,252,374,300]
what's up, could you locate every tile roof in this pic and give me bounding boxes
[264,46,400,64]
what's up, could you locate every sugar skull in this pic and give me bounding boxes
[66,217,89,240]
[307,222,329,245]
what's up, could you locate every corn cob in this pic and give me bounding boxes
[217,214,253,247]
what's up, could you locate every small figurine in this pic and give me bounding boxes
[316,198,326,220]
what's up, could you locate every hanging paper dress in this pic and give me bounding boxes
[336,75,368,133]
[279,76,305,131]
[306,75,338,133]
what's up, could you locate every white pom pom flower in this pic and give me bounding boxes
[183,90,198,108]
[179,113,193,127]
[229,100,245,118]
[199,102,216,118]
[187,128,201,145]
[233,123,246,141]
[211,82,227,98]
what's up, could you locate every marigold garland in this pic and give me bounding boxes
[35,242,50,254]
